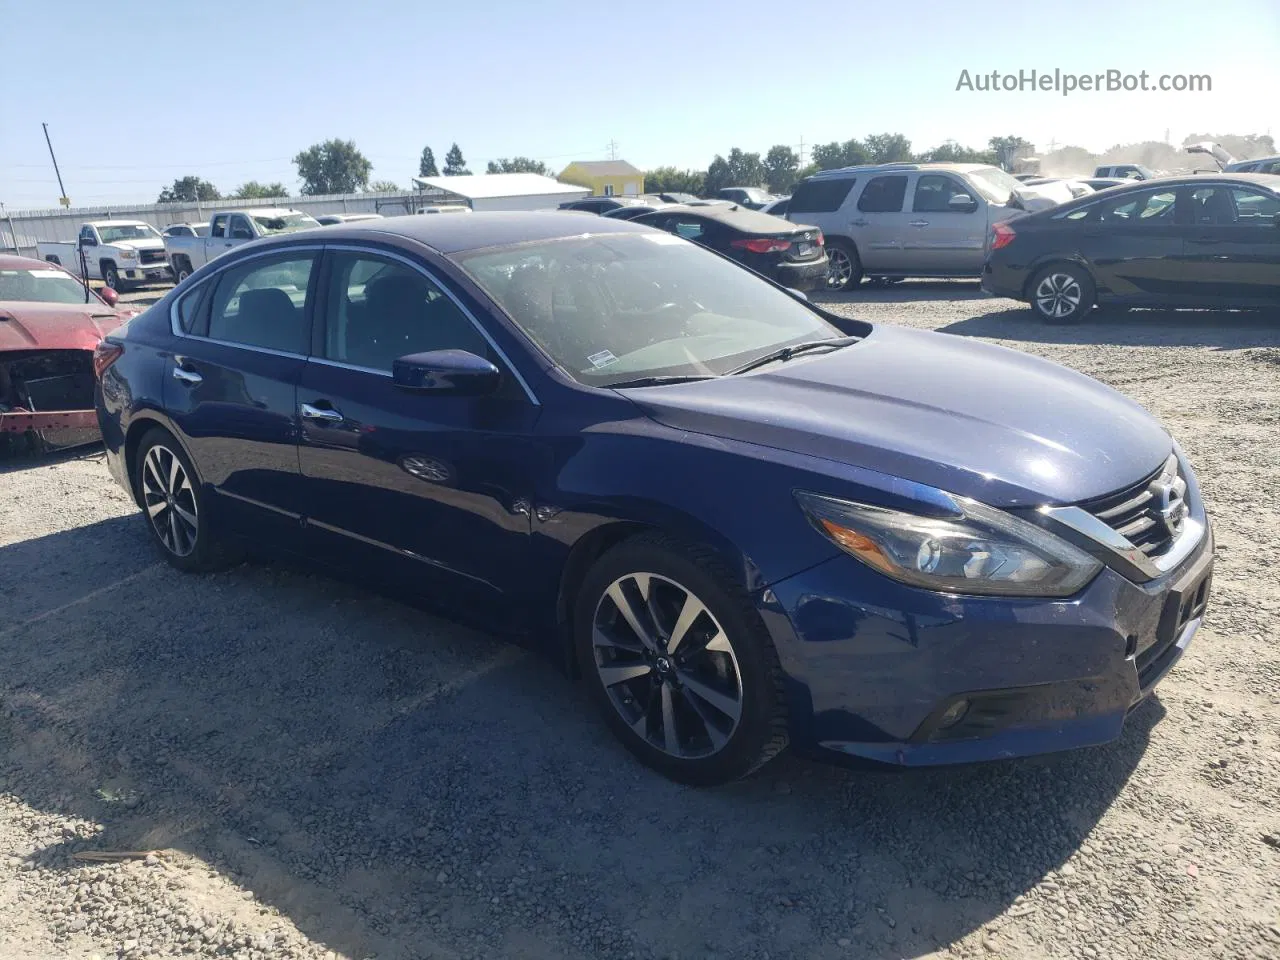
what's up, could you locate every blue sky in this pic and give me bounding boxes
[2,0,1277,210]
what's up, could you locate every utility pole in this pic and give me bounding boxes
[1047,137,1058,153]
[798,135,807,168]
[42,123,70,207]
[606,139,619,161]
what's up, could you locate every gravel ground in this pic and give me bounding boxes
[1,283,1278,960]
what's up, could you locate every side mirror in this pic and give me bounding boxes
[99,286,119,307]
[81,237,98,247]
[392,349,501,396]
[948,194,978,212]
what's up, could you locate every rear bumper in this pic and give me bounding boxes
[0,408,99,434]
[980,261,1027,300]
[773,255,830,292]
[761,522,1214,768]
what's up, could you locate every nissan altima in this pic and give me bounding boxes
[94,213,1213,785]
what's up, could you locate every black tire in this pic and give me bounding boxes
[133,428,240,573]
[574,532,788,786]
[174,259,193,284]
[101,262,123,293]
[824,240,863,292]
[1028,263,1095,324]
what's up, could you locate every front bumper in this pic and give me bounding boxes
[774,255,831,292]
[762,522,1213,767]
[120,260,174,283]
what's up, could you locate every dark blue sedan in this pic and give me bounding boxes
[94,212,1213,785]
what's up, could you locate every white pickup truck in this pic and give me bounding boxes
[37,220,172,291]
[165,208,320,282]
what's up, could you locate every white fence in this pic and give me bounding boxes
[0,190,443,258]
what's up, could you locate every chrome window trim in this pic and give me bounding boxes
[325,242,540,405]
[308,357,392,379]
[168,243,325,355]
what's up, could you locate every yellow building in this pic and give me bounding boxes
[558,160,644,197]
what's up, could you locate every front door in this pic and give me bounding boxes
[164,247,319,543]
[296,247,540,628]
[847,174,912,271]
[1179,183,1280,304]
[1075,185,1184,301]
[907,173,986,274]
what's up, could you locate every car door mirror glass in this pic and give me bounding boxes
[392,349,501,396]
[948,194,978,212]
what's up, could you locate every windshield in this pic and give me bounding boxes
[252,213,320,234]
[454,232,841,387]
[97,223,161,243]
[966,166,1024,205]
[0,268,94,304]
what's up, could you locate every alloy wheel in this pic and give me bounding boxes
[592,572,743,759]
[141,445,199,557]
[826,248,853,290]
[1034,272,1083,319]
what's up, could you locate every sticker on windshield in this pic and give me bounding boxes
[587,349,618,368]
[641,233,685,245]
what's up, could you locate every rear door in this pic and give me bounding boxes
[847,174,912,270]
[205,214,234,266]
[164,246,319,544]
[1073,186,1184,301]
[908,173,985,274]
[1178,182,1280,304]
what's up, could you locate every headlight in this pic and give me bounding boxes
[119,249,137,259]
[795,491,1102,597]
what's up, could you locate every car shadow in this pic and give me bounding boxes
[2,516,1159,960]
[0,442,104,472]
[811,280,991,305]
[941,305,1280,349]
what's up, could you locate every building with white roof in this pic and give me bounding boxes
[409,173,589,212]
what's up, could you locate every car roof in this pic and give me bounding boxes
[0,253,80,272]
[87,219,150,227]
[636,203,800,234]
[805,162,998,180]
[313,210,654,254]
[1227,155,1280,169]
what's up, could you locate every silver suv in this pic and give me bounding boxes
[783,163,1030,290]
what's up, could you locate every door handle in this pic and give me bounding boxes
[850,219,868,227]
[300,402,344,424]
[909,220,929,227]
[224,242,234,247]
[172,365,203,385]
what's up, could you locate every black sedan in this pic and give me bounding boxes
[983,173,1280,323]
[633,204,829,292]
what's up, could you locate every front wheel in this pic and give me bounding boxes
[1029,263,1095,324]
[575,533,788,785]
[134,429,239,572]
[824,240,863,292]
[174,260,193,284]
[101,262,122,292]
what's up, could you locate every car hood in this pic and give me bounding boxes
[0,301,126,353]
[113,238,166,252]
[627,325,1172,506]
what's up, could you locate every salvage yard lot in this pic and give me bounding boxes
[2,285,1279,960]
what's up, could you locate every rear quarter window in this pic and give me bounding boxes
[857,175,908,213]
[789,178,856,214]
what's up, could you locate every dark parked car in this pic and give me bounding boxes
[716,187,777,210]
[984,173,1280,323]
[96,212,1213,784]
[602,204,669,221]
[558,196,644,214]
[632,204,829,292]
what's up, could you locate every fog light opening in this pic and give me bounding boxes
[938,699,970,730]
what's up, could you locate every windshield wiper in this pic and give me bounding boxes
[725,336,859,376]
[607,375,715,389]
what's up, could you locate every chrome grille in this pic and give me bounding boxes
[140,249,167,265]
[1083,455,1187,559]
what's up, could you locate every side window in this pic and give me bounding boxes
[207,254,315,354]
[209,215,227,239]
[1229,187,1280,225]
[228,215,254,240]
[789,178,855,214]
[324,252,488,372]
[1097,189,1176,225]
[669,219,706,241]
[912,175,976,213]
[175,282,210,334]
[857,175,908,213]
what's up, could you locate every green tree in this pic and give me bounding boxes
[443,143,469,176]
[864,133,913,164]
[811,139,869,170]
[988,135,1035,171]
[724,148,765,188]
[419,146,439,177]
[915,141,996,164]
[367,180,401,192]
[293,139,372,195]
[643,167,705,196]
[233,180,288,199]
[486,157,549,175]
[157,176,220,203]
[763,145,799,194]
[703,155,733,196]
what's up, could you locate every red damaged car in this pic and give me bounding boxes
[0,255,138,454]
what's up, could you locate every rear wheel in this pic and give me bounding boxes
[575,533,788,785]
[134,429,239,572]
[824,240,863,292]
[1029,263,1095,324]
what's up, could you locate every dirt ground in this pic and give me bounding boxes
[1,283,1278,960]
